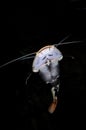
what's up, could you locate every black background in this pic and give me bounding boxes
[0,0,86,129]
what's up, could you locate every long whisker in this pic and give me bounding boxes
[21,56,35,60]
[0,52,36,68]
[54,41,81,47]
[55,34,71,47]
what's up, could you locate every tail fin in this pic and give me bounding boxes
[48,97,58,114]
[48,87,58,114]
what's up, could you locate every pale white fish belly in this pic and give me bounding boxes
[32,45,63,72]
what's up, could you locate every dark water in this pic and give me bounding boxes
[0,1,86,129]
